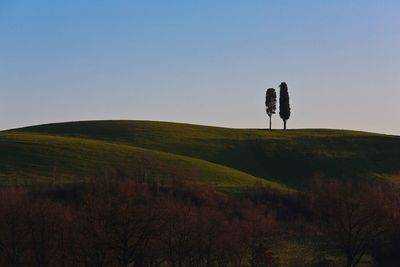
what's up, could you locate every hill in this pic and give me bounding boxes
[0,129,287,191]
[2,120,400,189]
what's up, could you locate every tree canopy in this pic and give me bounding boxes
[279,82,291,130]
[265,88,277,130]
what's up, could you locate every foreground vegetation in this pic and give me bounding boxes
[0,178,399,267]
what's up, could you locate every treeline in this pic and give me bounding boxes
[0,181,280,267]
[0,179,399,267]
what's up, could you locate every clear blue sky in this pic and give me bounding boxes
[1,1,399,134]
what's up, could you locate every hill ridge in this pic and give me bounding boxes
[1,120,400,189]
[8,119,395,136]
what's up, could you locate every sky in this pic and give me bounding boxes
[1,0,399,134]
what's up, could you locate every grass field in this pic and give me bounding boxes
[1,120,400,189]
[0,130,287,191]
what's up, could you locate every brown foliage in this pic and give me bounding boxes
[312,179,393,267]
[0,189,69,267]
[0,189,30,266]
[369,183,400,266]
[0,181,279,267]
[26,199,67,267]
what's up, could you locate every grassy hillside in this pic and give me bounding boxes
[12,120,400,188]
[0,131,287,191]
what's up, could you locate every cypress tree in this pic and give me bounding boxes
[265,88,277,130]
[279,82,291,130]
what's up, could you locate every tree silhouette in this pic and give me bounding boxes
[265,88,277,130]
[279,82,291,130]
[313,180,390,267]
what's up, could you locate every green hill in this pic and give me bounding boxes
[2,120,400,189]
[0,131,287,191]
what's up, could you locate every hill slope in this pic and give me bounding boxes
[3,120,400,188]
[0,130,287,191]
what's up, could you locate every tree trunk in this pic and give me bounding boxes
[283,120,287,130]
[346,252,354,267]
[269,115,272,130]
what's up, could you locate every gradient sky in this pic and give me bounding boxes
[1,1,399,134]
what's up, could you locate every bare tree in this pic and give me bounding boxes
[27,199,66,267]
[0,189,30,267]
[313,180,390,267]
[243,206,278,267]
